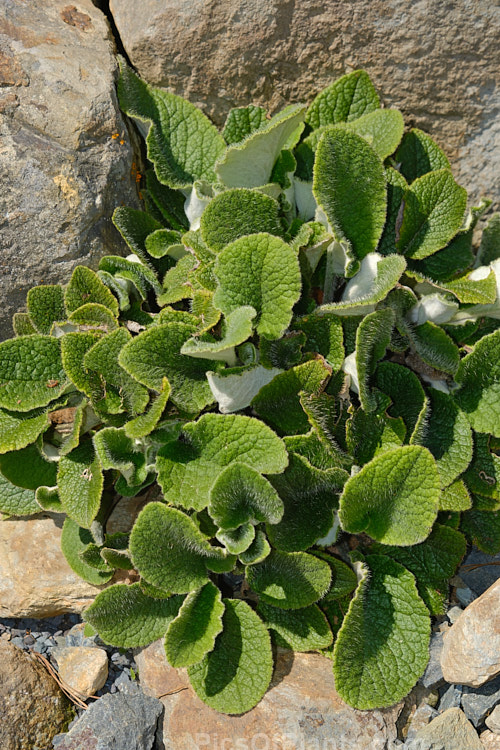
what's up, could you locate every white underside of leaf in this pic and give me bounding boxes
[294,179,316,221]
[315,513,341,546]
[184,183,213,231]
[207,366,283,413]
[342,352,359,394]
[409,293,458,325]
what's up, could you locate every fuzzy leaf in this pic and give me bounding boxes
[65,266,119,317]
[207,365,282,414]
[200,189,283,253]
[68,303,119,332]
[478,213,500,266]
[99,255,162,298]
[461,509,500,555]
[440,269,497,305]
[156,413,288,511]
[313,552,358,601]
[57,440,103,529]
[0,474,39,516]
[0,336,67,411]
[0,443,56,491]
[0,405,49,454]
[112,207,163,263]
[378,167,408,256]
[333,555,430,709]
[454,329,500,437]
[60,517,113,585]
[306,70,380,129]
[257,601,332,651]
[209,462,284,529]
[213,233,302,339]
[463,434,500,502]
[13,313,37,336]
[60,331,104,401]
[346,409,406,465]
[313,129,387,263]
[338,108,404,160]
[246,550,332,609]
[35,486,62,513]
[216,524,255,555]
[395,128,451,183]
[439,480,472,512]
[188,599,273,714]
[181,306,256,364]
[355,308,394,412]
[216,105,305,188]
[293,315,344,372]
[84,583,183,647]
[124,378,170,439]
[129,503,234,594]
[222,105,268,145]
[397,169,467,259]
[339,446,441,545]
[165,581,224,667]
[374,361,426,437]
[27,285,66,334]
[239,529,271,565]
[406,321,460,375]
[94,427,147,489]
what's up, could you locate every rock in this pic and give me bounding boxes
[438,683,463,712]
[461,675,500,727]
[0,639,73,750]
[64,622,98,648]
[441,579,500,687]
[419,632,445,690]
[406,704,439,741]
[460,549,500,598]
[455,585,477,608]
[135,641,401,750]
[52,681,163,750]
[406,707,483,750]
[447,606,464,624]
[0,0,139,340]
[0,513,109,617]
[486,705,500,733]
[53,646,108,698]
[109,0,500,207]
[481,731,500,750]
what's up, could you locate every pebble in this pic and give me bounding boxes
[438,683,463,711]
[447,605,464,624]
[486,704,500,733]
[461,674,500,727]
[406,704,439,740]
[406,707,483,749]
[52,646,109,699]
[480,730,500,749]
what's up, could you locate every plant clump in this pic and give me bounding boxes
[1,64,499,714]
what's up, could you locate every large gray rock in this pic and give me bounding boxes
[0,0,139,340]
[109,0,500,207]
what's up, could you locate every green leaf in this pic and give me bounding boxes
[0,405,49,454]
[209,462,284,529]
[213,233,302,340]
[215,105,305,188]
[165,581,225,667]
[346,409,406,465]
[378,167,408,256]
[463,434,500,502]
[13,313,37,336]
[216,524,255,555]
[338,446,441,545]
[79,544,113,573]
[35,485,62,513]
[294,314,344,371]
[0,336,67,411]
[94,427,147,489]
[60,331,104,402]
[118,63,225,188]
[206,365,282,414]
[0,443,56,490]
[27,285,66,334]
[188,599,273,715]
[181,306,256,365]
[416,389,472,487]
[439,269,497,305]
[156,413,288,511]
[65,266,119,317]
[439,479,472,511]
[406,321,460,375]
[124,378,170,439]
[257,601,332,651]
[144,228,184,260]
[267,453,347,552]
[60,517,113,585]
[119,322,218,413]
[397,169,467,259]
[454,329,500,437]
[355,308,394,412]
[99,255,162,298]
[112,207,163,263]
[239,529,271,565]
[259,332,306,371]
[129,503,233,594]
[313,552,358,601]
[300,392,353,471]
[478,213,500,265]
[68,303,119,332]
[374,361,426,437]
[200,189,283,253]
[84,583,183,647]
[284,430,346,471]
[306,70,380,129]
[0,474,39,516]
[252,358,331,436]
[409,229,475,282]
[313,129,387,263]
[395,128,451,183]
[338,109,404,160]
[144,170,189,231]
[246,550,332,609]
[332,555,430,709]
[461,509,500,555]
[222,105,268,145]
[57,440,103,528]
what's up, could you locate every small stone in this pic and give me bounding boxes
[64,623,96,649]
[407,707,483,749]
[0,632,11,642]
[481,730,500,749]
[441,579,500,687]
[461,674,500,727]
[11,636,26,649]
[23,634,35,646]
[406,704,439,740]
[486,704,500,733]
[438,683,463,711]
[456,586,477,607]
[447,606,464,624]
[420,632,445,689]
[53,646,108,699]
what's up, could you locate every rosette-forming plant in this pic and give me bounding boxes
[1,63,499,714]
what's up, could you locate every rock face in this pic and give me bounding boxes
[109,0,500,206]
[53,646,108,698]
[0,513,109,617]
[0,0,139,340]
[406,707,483,750]
[0,639,73,750]
[441,579,500,687]
[135,641,400,750]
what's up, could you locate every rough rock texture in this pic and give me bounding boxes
[441,579,500,687]
[461,674,500,728]
[406,708,483,750]
[0,513,109,617]
[459,549,500,598]
[53,681,163,750]
[486,704,500,734]
[481,731,500,750]
[53,646,108,698]
[0,639,73,750]
[109,0,500,206]
[135,641,401,750]
[0,0,140,340]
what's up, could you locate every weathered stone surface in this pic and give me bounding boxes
[406,704,439,741]
[482,731,500,750]
[135,641,401,750]
[406,708,483,750]
[0,513,108,617]
[459,549,500,598]
[53,681,163,750]
[109,0,500,206]
[486,704,500,734]
[441,579,500,687]
[0,0,139,340]
[0,639,73,750]
[419,631,445,690]
[462,674,500,728]
[53,646,108,698]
